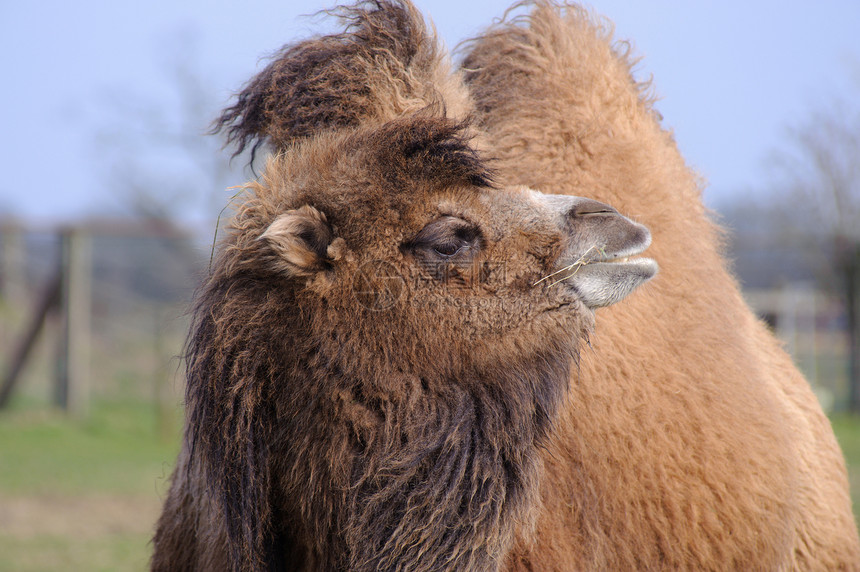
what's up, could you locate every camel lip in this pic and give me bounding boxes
[579,257,659,278]
[593,228,653,263]
[572,236,658,283]
[556,256,658,308]
[534,253,658,289]
[552,239,653,275]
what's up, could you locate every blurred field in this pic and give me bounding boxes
[0,400,182,572]
[0,399,859,571]
[0,223,195,570]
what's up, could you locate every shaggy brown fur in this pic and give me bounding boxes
[152,2,656,570]
[461,2,860,569]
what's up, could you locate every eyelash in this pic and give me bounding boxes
[434,240,468,258]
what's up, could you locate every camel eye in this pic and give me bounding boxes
[403,216,481,263]
[434,240,468,258]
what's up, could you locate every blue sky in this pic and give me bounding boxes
[2,0,859,223]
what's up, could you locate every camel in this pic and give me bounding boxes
[151,2,656,570]
[152,1,860,570]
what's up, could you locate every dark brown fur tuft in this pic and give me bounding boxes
[179,277,290,572]
[364,114,496,191]
[213,0,447,161]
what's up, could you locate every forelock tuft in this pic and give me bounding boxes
[213,0,447,162]
[365,114,496,191]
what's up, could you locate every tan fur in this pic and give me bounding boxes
[462,2,860,569]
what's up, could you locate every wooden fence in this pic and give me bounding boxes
[0,219,202,418]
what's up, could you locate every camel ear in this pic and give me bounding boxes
[259,205,334,277]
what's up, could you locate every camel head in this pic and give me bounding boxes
[223,114,657,377]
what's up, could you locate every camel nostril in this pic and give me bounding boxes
[569,198,619,217]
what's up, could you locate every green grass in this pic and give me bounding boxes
[0,400,181,496]
[0,534,153,572]
[0,400,182,572]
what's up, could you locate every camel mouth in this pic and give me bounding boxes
[565,243,657,308]
[538,234,658,309]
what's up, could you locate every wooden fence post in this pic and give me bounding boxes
[56,228,92,417]
[0,271,61,409]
